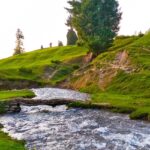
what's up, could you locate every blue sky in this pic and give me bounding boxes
[0,0,150,58]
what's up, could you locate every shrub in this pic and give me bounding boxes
[19,67,32,74]
[72,64,80,70]
[51,60,62,65]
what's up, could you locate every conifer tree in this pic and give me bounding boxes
[67,28,78,45]
[14,28,24,55]
[66,0,122,55]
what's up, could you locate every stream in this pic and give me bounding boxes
[0,88,150,150]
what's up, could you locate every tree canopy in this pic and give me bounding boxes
[66,0,122,55]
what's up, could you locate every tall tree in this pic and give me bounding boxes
[67,28,78,45]
[66,0,122,55]
[14,28,24,55]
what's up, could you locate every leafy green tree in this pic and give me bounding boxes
[14,28,24,55]
[66,0,122,55]
[67,28,78,45]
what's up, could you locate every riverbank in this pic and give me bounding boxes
[0,88,90,150]
[0,89,35,114]
[0,88,150,150]
[0,89,35,149]
[68,98,150,122]
[0,88,149,121]
[0,130,25,150]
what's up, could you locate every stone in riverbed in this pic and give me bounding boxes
[0,123,3,128]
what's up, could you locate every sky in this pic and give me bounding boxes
[0,0,150,59]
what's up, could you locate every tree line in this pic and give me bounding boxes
[14,0,121,57]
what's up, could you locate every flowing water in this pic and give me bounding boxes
[0,88,150,150]
[31,88,90,101]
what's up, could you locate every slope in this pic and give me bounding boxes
[0,34,150,121]
[66,34,150,121]
[0,46,88,88]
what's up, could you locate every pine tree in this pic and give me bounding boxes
[67,28,78,45]
[14,28,24,55]
[66,0,122,55]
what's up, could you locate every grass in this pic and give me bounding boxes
[70,34,150,121]
[0,89,35,101]
[0,34,150,121]
[0,89,35,149]
[0,35,149,150]
[0,46,88,84]
[0,89,35,114]
[0,131,25,150]
[69,91,150,121]
[91,92,150,119]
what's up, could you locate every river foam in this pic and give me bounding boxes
[32,88,90,101]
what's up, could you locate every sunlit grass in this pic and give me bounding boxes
[0,89,35,100]
[0,131,25,150]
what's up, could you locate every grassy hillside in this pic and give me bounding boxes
[0,34,150,121]
[0,46,88,85]
[68,34,150,121]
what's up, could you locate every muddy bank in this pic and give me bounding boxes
[0,79,43,90]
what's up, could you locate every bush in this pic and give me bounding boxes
[51,60,62,65]
[76,39,84,47]
[72,64,80,70]
[19,67,32,74]
[130,111,149,120]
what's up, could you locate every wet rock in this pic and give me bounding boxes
[8,103,21,113]
[0,101,21,114]
[0,123,3,128]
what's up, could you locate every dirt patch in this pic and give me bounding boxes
[0,79,41,90]
[62,51,136,91]
[98,50,135,90]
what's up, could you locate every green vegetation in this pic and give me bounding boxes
[66,28,78,45]
[0,46,88,85]
[0,131,25,150]
[0,34,150,121]
[0,89,35,114]
[74,34,150,121]
[0,89,34,149]
[66,0,121,55]
[0,89,35,100]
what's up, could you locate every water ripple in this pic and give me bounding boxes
[0,105,150,150]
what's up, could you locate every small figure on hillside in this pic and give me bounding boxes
[49,42,52,47]
[41,45,44,49]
